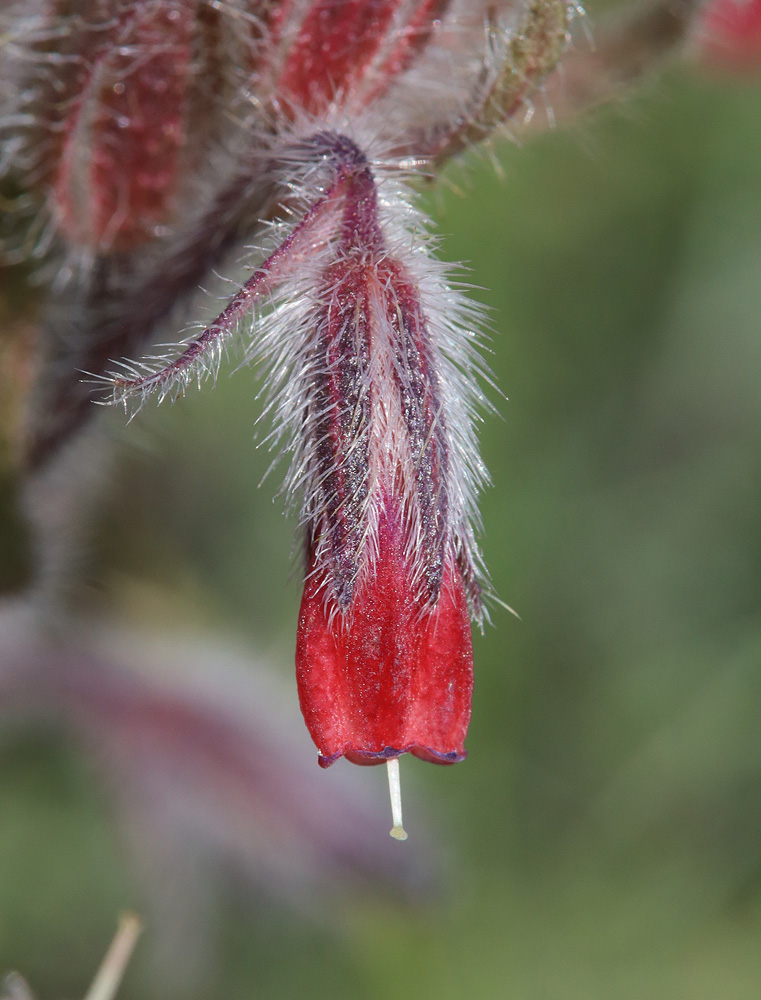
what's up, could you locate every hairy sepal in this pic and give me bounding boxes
[103,124,489,765]
[105,126,490,599]
[251,128,489,616]
[258,129,487,765]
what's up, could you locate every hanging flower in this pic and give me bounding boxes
[0,0,704,837]
[286,135,480,773]
[104,125,489,836]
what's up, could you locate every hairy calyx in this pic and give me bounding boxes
[294,134,478,770]
[110,131,484,783]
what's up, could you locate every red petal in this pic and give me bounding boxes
[296,505,473,768]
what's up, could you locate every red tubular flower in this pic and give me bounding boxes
[287,134,481,835]
[290,138,477,768]
[106,129,486,833]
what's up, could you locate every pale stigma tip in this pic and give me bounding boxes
[386,757,408,841]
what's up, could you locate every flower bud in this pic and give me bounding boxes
[288,133,481,767]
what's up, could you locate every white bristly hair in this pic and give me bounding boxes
[103,111,493,620]
[244,116,492,620]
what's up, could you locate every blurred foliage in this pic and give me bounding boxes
[0,258,34,592]
[2,65,761,1000]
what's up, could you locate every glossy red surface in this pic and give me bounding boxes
[296,505,473,768]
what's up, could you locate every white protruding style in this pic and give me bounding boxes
[386,757,408,841]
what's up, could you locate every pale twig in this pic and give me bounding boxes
[83,913,142,1000]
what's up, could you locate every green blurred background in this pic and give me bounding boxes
[3,60,761,1000]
